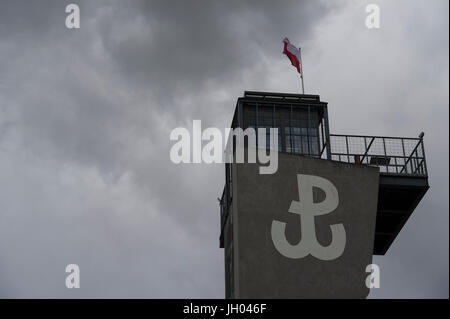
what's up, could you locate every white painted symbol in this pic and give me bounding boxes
[271,174,346,260]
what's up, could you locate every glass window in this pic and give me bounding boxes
[243,104,322,155]
[293,135,302,154]
[247,125,256,148]
[285,127,292,153]
[310,136,319,155]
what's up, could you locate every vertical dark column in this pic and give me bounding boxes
[323,105,332,160]
[289,105,293,153]
[255,103,259,148]
[420,133,427,176]
[237,101,243,130]
[320,111,326,158]
[307,105,311,156]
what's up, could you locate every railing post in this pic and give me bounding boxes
[400,136,423,175]
[346,135,350,163]
[401,139,407,174]
[419,132,427,176]
[360,137,375,164]
[321,117,326,158]
[364,137,368,164]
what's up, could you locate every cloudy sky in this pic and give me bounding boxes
[0,0,448,298]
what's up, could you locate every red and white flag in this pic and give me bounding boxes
[282,38,301,74]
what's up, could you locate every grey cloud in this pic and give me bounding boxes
[0,0,333,298]
[0,0,448,298]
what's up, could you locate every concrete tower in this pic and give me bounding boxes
[219,91,429,298]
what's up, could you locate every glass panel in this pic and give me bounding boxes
[278,132,282,152]
[310,136,319,155]
[285,127,292,153]
[302,136,309,155]
[244,104,256,129]
[247,125,256,148]
[293,135,302,154]
[309,128,318,136]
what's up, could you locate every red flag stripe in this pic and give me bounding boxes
[282,38,301,74]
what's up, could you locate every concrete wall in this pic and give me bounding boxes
[232,153,379,298]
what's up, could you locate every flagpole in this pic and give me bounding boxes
[299,46,305,94]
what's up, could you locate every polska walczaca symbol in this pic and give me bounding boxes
[271,174,346,261]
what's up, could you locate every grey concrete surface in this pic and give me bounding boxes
[232,153,380,298]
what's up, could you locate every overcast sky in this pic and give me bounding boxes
[0,0,448,298]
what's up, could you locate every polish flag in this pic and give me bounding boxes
[282,38,301,74]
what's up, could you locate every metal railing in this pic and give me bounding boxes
[328,133,427,176]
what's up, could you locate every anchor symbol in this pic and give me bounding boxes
[271,174,346,261]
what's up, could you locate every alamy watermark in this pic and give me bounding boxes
[169,120,279,174]
[65,4,80,29]
[365,263,380,288]
[65,264,80,289]
[365,4,380,29]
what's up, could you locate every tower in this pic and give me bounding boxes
[219,91,429,298]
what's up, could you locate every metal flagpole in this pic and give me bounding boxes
[299,46,305,94]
